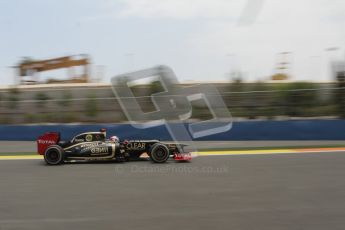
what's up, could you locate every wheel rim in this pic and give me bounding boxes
[152,147,168,162]
[46,149,61,163]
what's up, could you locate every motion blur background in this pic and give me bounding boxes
[0,0,344,136]
[2,3,345,230]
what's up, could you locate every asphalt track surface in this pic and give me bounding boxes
[1,152,345,230]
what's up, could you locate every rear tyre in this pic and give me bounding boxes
[44,145,65,165]
[149,143,170,163]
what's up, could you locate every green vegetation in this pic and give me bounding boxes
[57,91,73,107]
[34,92,50,108]
[1,81,345,124]
[225,80,336,119]
[84,94,98,118]
[334,71,345,118]
[6,88,20,110]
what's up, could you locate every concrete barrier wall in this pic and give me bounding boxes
[1,120,345,141]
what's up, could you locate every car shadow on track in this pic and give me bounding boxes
[37,158,191,166]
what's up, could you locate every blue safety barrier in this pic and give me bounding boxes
[0,120,345,141]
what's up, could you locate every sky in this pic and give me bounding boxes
[0,0,345,85]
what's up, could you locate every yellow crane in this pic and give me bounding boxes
[16,54,90,85]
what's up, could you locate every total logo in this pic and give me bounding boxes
[38,140,56,144]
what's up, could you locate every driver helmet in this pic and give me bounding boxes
[109,136,119,143]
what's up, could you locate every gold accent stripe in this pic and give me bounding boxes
[63,142,95,150]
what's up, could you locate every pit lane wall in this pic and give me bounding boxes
[1,120,345,141]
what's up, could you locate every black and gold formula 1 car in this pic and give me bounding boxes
[37,129,192,165]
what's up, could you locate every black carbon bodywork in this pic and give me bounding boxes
[55,132,184,162]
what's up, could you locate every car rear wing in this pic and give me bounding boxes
[37,132,60,155]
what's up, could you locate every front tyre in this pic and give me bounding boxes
[44,145,65,165]
[149,143,170,163]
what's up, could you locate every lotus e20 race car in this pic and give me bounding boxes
[37,129,192,165]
